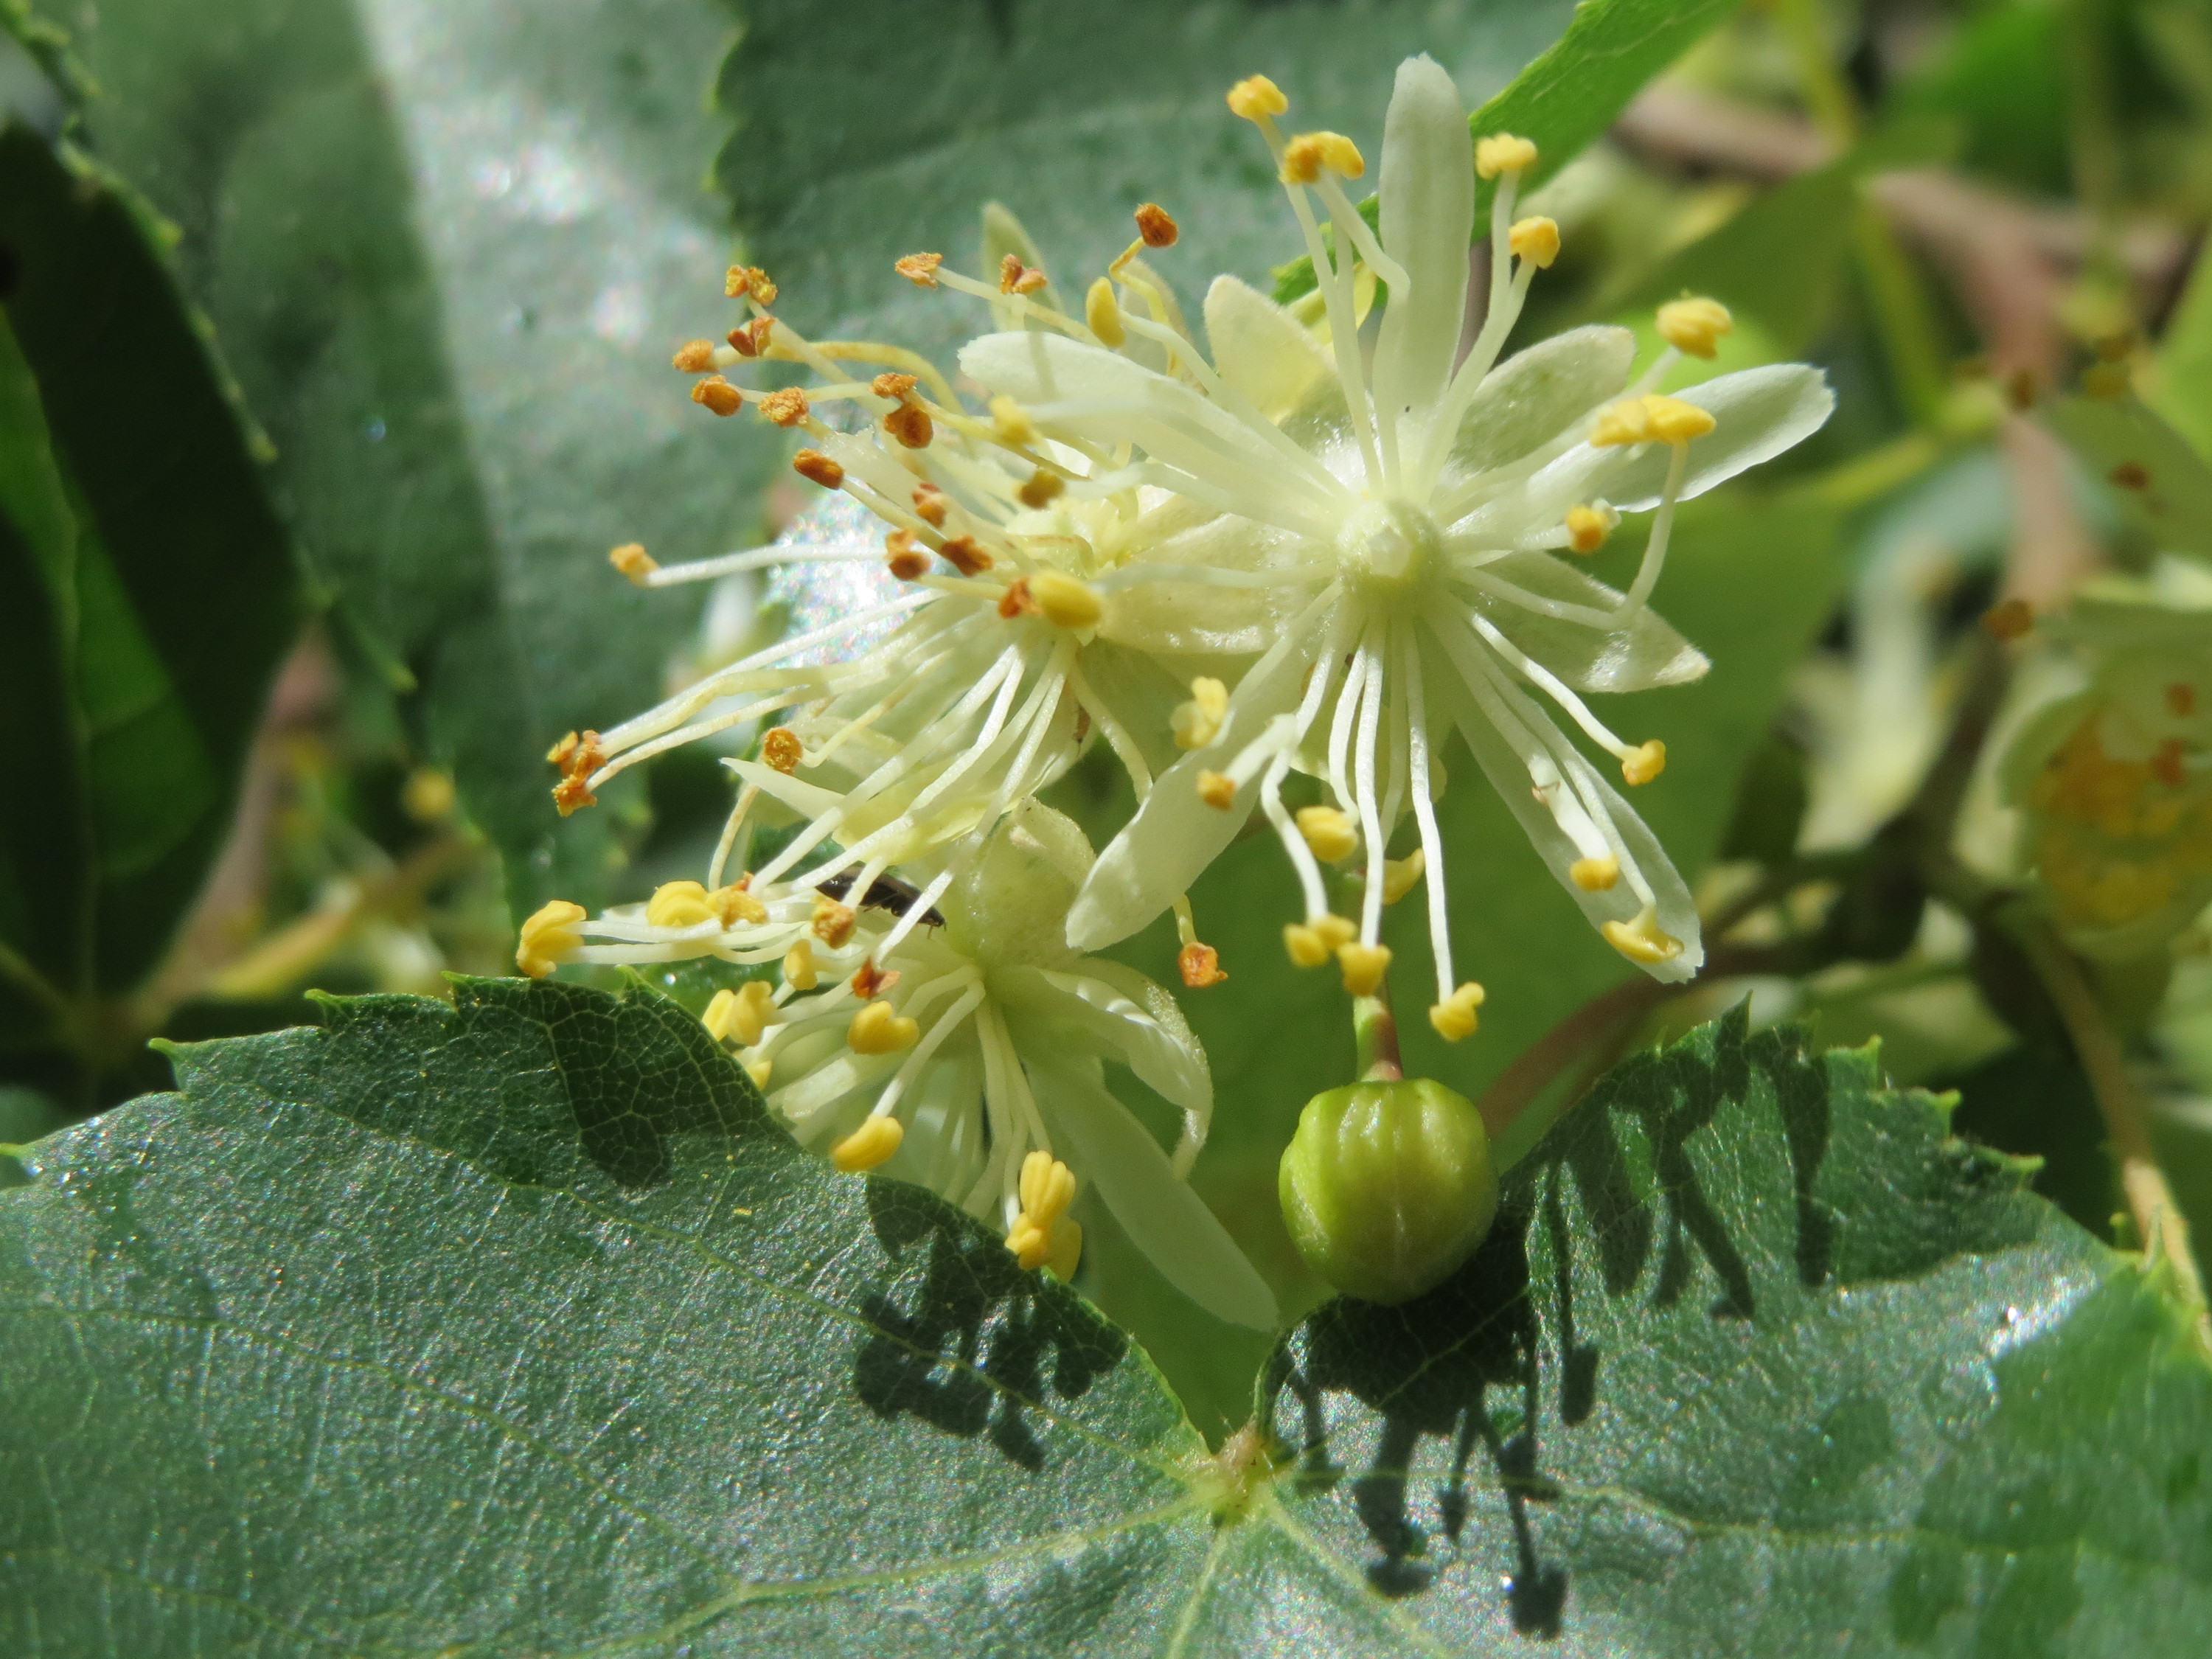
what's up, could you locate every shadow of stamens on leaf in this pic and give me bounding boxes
[1266,1210,1567,1628]
[851,1181,1126,1472]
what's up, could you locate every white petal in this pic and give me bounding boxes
[959,331,1336,526]
[1066,605,1325,949]
[1003,961,1211,1113]
[1460,364,1834,538]
[1203,274,1331,423]
[725,758,848,818]
[1028,1054,1277,1329]
[1374,55,1474,437]
[1466,551,1709,691]
[1446,325,1635,476]
[1436,661,1703,983]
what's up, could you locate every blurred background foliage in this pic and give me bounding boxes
[6,0,2212,1431]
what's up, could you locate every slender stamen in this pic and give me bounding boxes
[1402,625,1455,1001]
[1352,633,1390,945]
[1618,441,1690,616]
[707,782,759,891]
[1259,752,1332,919]
[1464,612,1638,760]
[639,544,883,587]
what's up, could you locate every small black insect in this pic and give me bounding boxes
[814,869,945,928]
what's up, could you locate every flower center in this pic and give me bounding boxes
[1337,499,1440,596]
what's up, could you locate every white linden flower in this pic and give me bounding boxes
[547,213,1243,967]
[518,806,1278,1330]
[916,59,1833,1033]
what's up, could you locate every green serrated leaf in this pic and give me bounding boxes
[37,0,781,915]
[4,988,2203,1651]
[1248,1009,2212,1653]
[0,123,302,1112]
[714,0,1579,367]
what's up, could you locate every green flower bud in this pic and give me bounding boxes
[1278,1077,1498,1305]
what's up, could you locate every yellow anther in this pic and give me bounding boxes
[691,376,743,417]
[724,265,776,304]
[1044,1216,1082,1281]
[515,900,585,978]
[1019,1151,1078,1227]
[1171,677,1230,751]
[710,883,767,927]
[1085,276,1126,347]
[1509,215,1560,269]
[939,535,992,575]
[849,957,901,1000]
[726,317,773,358]
[1178,939,1228,987]
[763,726,803,773]
[1134,202,1179,248]
[894,251,943,288]
[883,403,933,449]
[703,980,776,1046]
[832,1115,905,1172]
[998,252,1048,294]
[608,542,658,584]
[671,338,716,372]
[1280,131,1364,184]
[1197,769,1237,810]
[1565,504,1614,554]
[1656,296,1734,359]
[1621,740,1667,786]
[745,1059,773,1090]
[1295,804,1357,863]
[812,896,858,948]
[759,386,811,427]
[1570,854,1621,892]
[1641,394,1716,443]
[870,372,918,402]
[1382,848,1426,904]
[1283,912,1357,966]
[1475,133,1538,179]
[646,880,715,928]
[782,939,818,990]
[401,767,454,823]
[1227,74,1288,121]
[1336,942,1392,998]
[989,394,1035,447]
[1004,1220,1049,1269]
[848,1000,919,1055]
[1591,399,1651,447]
[1602,909,1683,966]
[1029,569,1102,629]
[1015,469,1064,509]
[1427,981,1487,1043]
[793,448,844,490]
[552,774,597,815]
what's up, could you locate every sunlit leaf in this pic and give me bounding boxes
[4,990,2204,1653]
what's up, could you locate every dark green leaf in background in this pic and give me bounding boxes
[716,0,1581,366]
[0,124,302,1116]
[31,0,782,914]
[4,987,2205,1654]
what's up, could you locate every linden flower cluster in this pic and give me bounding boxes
[2006,582,2212,959]
[517,56,1831,1306]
